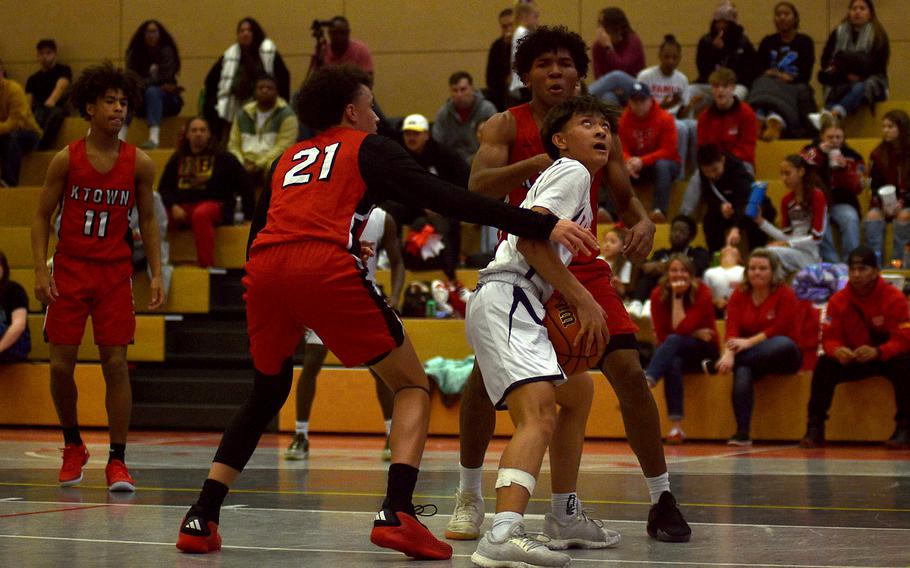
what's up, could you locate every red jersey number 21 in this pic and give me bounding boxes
[282,142,340,188]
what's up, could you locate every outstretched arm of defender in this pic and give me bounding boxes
[31,149,69,305]
[468,111,552,198]
[606,134,654,261]
[135,150,165,309]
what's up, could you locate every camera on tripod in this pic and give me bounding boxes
[311,19,333,40]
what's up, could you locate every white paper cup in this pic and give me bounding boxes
[879,185,898,215]
[828,148,842,168]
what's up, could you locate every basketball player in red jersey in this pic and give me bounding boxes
[175,65,598,560]
[30,62,163,492]
[447,26,691,546]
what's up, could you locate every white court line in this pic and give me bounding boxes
[1,500,908,533]
[0,534,891,567]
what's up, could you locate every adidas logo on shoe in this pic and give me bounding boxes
[184,518,202,532]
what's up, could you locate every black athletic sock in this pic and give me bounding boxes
[62,426,83,446]
[381,463,419,516]
[194,478,230,525]
[108,443,126,464]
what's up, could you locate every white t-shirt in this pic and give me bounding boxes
[480,158,592,301]
[255,109,271,131]
[703,265,745,300]
[636,66,690,116]
[360,207,387,283]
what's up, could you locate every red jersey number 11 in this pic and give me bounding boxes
[282,142,340,188]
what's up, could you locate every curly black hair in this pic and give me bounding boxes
[514,25,589,82]
[541,95,619,160]
[126,19,181,76]
[71,61,142,120]
[296,65,373,131]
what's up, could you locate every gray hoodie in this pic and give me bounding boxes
[432,89,497,166]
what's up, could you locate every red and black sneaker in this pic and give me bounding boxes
[370,505,452,560]
[59,443,89,487]
[176,507,222,554]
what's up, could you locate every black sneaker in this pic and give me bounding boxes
[284,433,309,460]
[885,427,910,450]
[176,505,222,553]
[647,491,691,542]
[700,359,718,375]
[726,431,752,447]
[799,423,825,449]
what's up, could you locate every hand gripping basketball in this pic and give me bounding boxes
[544,295,608,375]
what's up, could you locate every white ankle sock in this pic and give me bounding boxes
[148,125,160,144]
[645,472,670,504]
[383,419,392,437]
[295,421,308,437]
[490,511,522,541]
[458,465,483,497]
[551,492,579,523]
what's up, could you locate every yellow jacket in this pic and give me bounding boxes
[0,79,43,137]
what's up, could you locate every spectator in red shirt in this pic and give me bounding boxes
[324,16,374,76]
[645,255,719,444]
[711,249,802,446]
[697,67,757,168]
[801,246,910,449]
[620,81,680,221]
[588,7,645,106]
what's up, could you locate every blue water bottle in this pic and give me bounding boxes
[745,181,768,219]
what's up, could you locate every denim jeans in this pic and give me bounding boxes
[865,209,910,262]
[646,334,718,420]
[635,159,681,214]
[675,119,697,180]
[820,203,861,262]
[826,80,867,117]
[140,85,183,126]
[731,336,802,434]
[0,129,40,186]
[589,71,637,106]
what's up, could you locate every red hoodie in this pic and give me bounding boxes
[726,284,800,341]
[650,281,719,348]
[619,100,680,166]
[822,277,910,361]
[697,99,757,166]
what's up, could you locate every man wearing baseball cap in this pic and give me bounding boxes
[618,81,680,223]
[801,246,910,449]
[388,113,470,281]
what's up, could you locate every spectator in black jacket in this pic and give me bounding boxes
[690,144,771,253]
[384,114,471,281]
[811,0,889,125]
[25,39,71,149]
[0,251,30,363]
[686,1,757,118]
[157,117,253,268]
[748,2,817,140]
[125,20,184,149]
[484,8,514,111]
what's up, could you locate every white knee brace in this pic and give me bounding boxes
[495,468,537,495]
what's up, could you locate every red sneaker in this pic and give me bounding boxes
[371,508,452,560]
[105,459,135,492]
[59,443,89,487]
[177,509,222,554]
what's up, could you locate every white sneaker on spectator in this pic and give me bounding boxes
[627,300,643,318]
[444,489,484,540]
[543,509,622,549]
[472,522,571,568]
[641,299,652,320]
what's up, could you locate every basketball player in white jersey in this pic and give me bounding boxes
[467,96,612,568]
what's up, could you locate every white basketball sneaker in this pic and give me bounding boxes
[444,489,484,540]
[471,522,571,568]
[543,509,622,549]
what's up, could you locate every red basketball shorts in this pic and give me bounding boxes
[244,241,404,374]
[44,253,135,346]
[568,258,638,337]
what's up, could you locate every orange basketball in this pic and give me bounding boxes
[543,295,603,375]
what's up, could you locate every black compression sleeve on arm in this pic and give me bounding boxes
[246,159,278,259]
[358,135,558,240]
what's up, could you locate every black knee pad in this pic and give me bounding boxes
[214,358,294,471]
